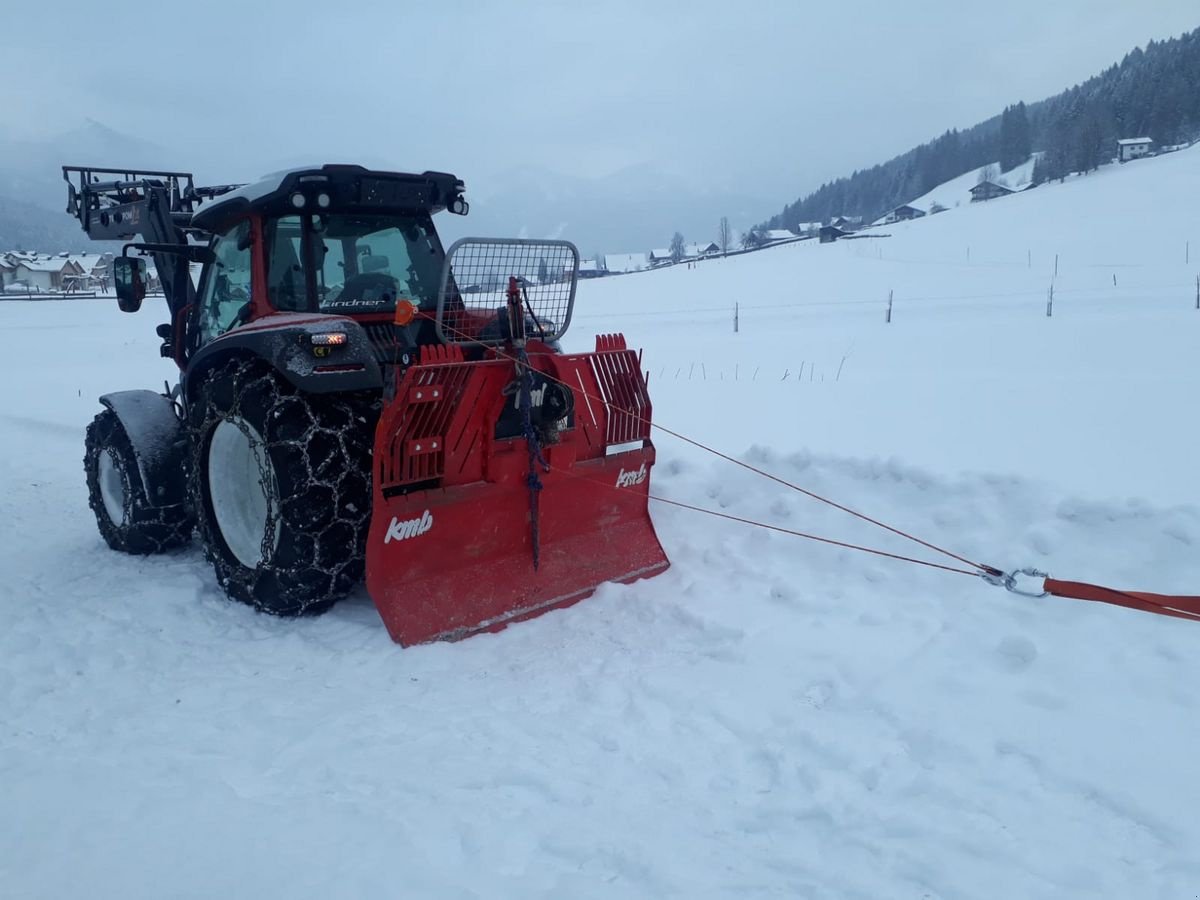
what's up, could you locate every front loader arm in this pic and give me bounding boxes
[62,166,235,316]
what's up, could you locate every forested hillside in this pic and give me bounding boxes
[763,27,1200,229]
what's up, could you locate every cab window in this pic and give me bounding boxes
[266,216,306,311]
[264,213,443,314]
[197,221,252,343]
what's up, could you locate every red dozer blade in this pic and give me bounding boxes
[365,336,669,645]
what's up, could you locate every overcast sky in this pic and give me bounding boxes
[3,1,1196,197]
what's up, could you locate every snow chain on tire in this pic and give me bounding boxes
[190,358,377,617]
[84,409,194,554]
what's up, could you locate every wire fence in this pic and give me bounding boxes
[571,277,1200,325]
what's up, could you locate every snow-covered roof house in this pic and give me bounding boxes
[648,248,674,266]
[13,257,75,291]
[890,204,926,222]
[684,241,720,258]
[969,181,1014,202]
[762,230,798,244]
[67,253,110,277]
[577,259,604,278]
[604,253,649,274]
[1117,137,1154,162]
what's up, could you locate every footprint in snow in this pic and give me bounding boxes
[994,635,1038,672]
[801,680,834,709]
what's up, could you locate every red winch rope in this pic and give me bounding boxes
[1044,579,1200,623]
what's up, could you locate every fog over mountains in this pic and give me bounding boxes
[0,120,772,255]
[0,120,168,251]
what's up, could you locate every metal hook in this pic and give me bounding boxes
[980,566,1050,598]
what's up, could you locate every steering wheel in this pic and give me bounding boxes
[230,301,252,329]
[329,272,400,306]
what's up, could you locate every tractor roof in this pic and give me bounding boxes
[191,164,467,234]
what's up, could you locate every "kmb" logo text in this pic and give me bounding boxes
[615,463,647,488]
[385,510,434,543]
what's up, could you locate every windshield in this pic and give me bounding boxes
[265,213,444,314]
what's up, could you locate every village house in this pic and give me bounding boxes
[829,215,862,230]
[1116,137,1154,162]
[604,253,649,274]
[684,241,720,258]
[0,250,115,294]
[889,204,926,222]
[577,258,605,279]
[819,225,850,244]
[761,229,798,245]
[648,248,674,266]
[6,255,77,292]
[68,252,113,290]
[969,181,1014,202]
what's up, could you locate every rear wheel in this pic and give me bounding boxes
[84,409,194,554]
[190,359,375,616]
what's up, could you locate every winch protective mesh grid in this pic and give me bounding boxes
[436,238,579,344]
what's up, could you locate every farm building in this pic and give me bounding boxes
[969,181,1014,202]
[1117,137,1154,162]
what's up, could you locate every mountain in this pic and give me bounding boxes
[0,119,168,252]
[0,118,167,209]
[0,120,169,254]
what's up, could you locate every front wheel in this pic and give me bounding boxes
[190,360,375,616]
[84,409,194,554]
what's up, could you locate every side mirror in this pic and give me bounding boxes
[113,256,148,313]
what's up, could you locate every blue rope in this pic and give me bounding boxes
[517,348,550,570]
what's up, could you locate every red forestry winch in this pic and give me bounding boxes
[367,276,669,644]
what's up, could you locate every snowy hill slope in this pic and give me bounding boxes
[572,143,1200,507]
[3,145,1200,898]
[894,155,1040,216]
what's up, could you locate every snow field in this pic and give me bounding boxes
[2,144,1200,898]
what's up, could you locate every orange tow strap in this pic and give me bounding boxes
[1044,578,1200,623]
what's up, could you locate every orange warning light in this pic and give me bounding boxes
[394,299,416,326]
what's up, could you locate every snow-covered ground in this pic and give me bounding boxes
[3,146,1200,898]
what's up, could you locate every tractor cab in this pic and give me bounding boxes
[185,165,469,356]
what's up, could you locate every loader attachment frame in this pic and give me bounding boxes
[365,336,668,645]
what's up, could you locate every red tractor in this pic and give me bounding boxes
[65,164,668,644]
